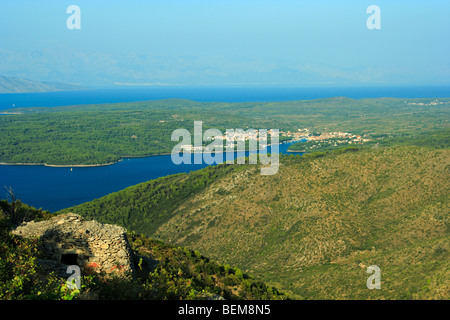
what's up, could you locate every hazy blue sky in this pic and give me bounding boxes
[0,0,449,86]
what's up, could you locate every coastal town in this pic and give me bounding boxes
[281,128,372,152]
[179,129,276,152]
[178,127,371,153]
[280,128,370,143]
[404,99,448,106]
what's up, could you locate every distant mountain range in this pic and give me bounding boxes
[2,48,447,87]
[0,75,85,93]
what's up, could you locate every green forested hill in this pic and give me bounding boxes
[1,97,448,165]
[60,163,240,235]
[60,144,450,299]
[288,128,450,153]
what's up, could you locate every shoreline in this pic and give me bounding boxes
[287,149,305,153]
[0,141,296,168]
[0,161,118,168]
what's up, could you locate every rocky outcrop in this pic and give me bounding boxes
[12,213,135,276]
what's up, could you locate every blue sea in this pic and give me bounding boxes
[0,85,449,110]
[0,143,296,212]
[0,85,448,212]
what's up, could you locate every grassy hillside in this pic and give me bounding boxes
[0,199,285,300]
[61,144,450,299]
[59,163,240,235]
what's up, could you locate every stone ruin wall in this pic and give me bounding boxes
[12,213,135,276]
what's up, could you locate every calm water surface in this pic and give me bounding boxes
[1,85,449,110]
[0,142,298,212]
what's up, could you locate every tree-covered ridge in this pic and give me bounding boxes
[60,163,241,235]
[61,144,449,299]
[0,199,285,300]
[288,128,450,154]
[0,97,448,165]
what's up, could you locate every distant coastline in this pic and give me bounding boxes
[0,161,118,168]
[1,86,449,111]
[0,142,289,168]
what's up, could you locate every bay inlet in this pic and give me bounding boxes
[0,142,299,212]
